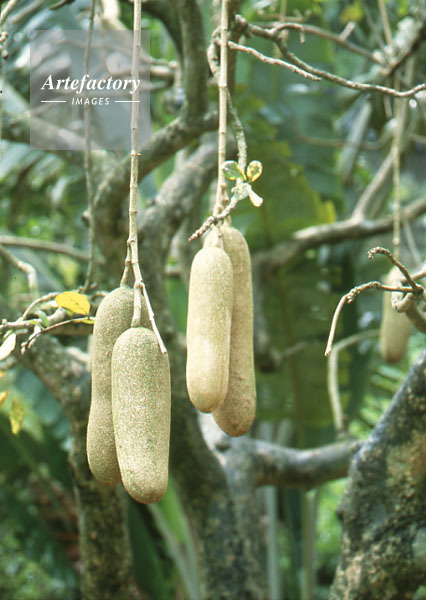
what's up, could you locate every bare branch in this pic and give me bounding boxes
[368,246,424,294]
[0,0,21,25]
[176,0,208,119]
[327,330,379,434]
[272,21,383,65]
[188,195,238,242]
[285,48,426,98]
[406,304,426,333]
[254,196,426,275]
[0,245,38,298]
[228,40,321,81]
[254,439,361,489]
[0,235,88,262]
[233,16,426,98]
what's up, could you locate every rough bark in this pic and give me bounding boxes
[331,349,426,600]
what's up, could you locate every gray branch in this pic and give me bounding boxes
[254,196,426,275]
[253,439,362,489]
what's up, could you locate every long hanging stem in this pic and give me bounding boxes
[214,0,229,216]
[122,0,167,353]
[83,0,97,292]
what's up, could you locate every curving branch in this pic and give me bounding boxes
[253,196,426,276]
[253,439,361,489]
[234,16,426,98]
[176,0,209,119]
[0,236,88,262]
[142,0,182,53]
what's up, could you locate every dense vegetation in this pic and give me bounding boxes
[0,0,425,598]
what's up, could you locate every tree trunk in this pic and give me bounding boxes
[331,349,426,600]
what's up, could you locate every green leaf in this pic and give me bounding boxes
[55,291,90,316]
[222,160,246,181]
[10,397,24,435]
[232,181,251,201]
[248,189,263,207]
[0,333,17,361]
[36,310,50,328]
[246,160,263,183]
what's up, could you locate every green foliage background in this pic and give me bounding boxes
[0,0,425,598]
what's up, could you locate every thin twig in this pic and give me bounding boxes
[188,197,238,242]
[325,281,416,357]
[325,247,425,356]
[208,30,248,171]
[0,245,38,299]
[235,15,425,98]
[228,40,321,81]
[215,0,229,215]
[189,15,248,242]
[0,235,88,262]
[327,330,379,434]
[21,316,93,353]
[122,0,167,353]
[83,0,97,292]
[368,246,424,294]
[0,0,20,25]
[285,49,426,98]
[273,21,382,65]
[377,0,393,48]
[0,29,7,159]
[21,291,61,320]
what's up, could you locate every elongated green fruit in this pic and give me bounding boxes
[380,267,412,363]
[205,226,256,436]
[186,246,233,412]
[112,327,171,504]
[87,286,149,486]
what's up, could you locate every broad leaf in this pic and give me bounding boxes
[0,333,17,361]
[222,160,245,181]
[55,291,90,315]
[246,160,263,182]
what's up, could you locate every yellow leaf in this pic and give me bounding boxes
[0,332,17,361]
[0,370,5,378]
[10,397,24,435]
[0,390,8,408]
[246,160,263,183]
[56,291,91,316]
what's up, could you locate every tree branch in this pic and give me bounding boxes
[176,0,209,119]
[254,439,361,489]
[253,196,426,275]
[0,236,88,262]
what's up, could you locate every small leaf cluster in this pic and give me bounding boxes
[0,291,94,433]
[222,160,263,207]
